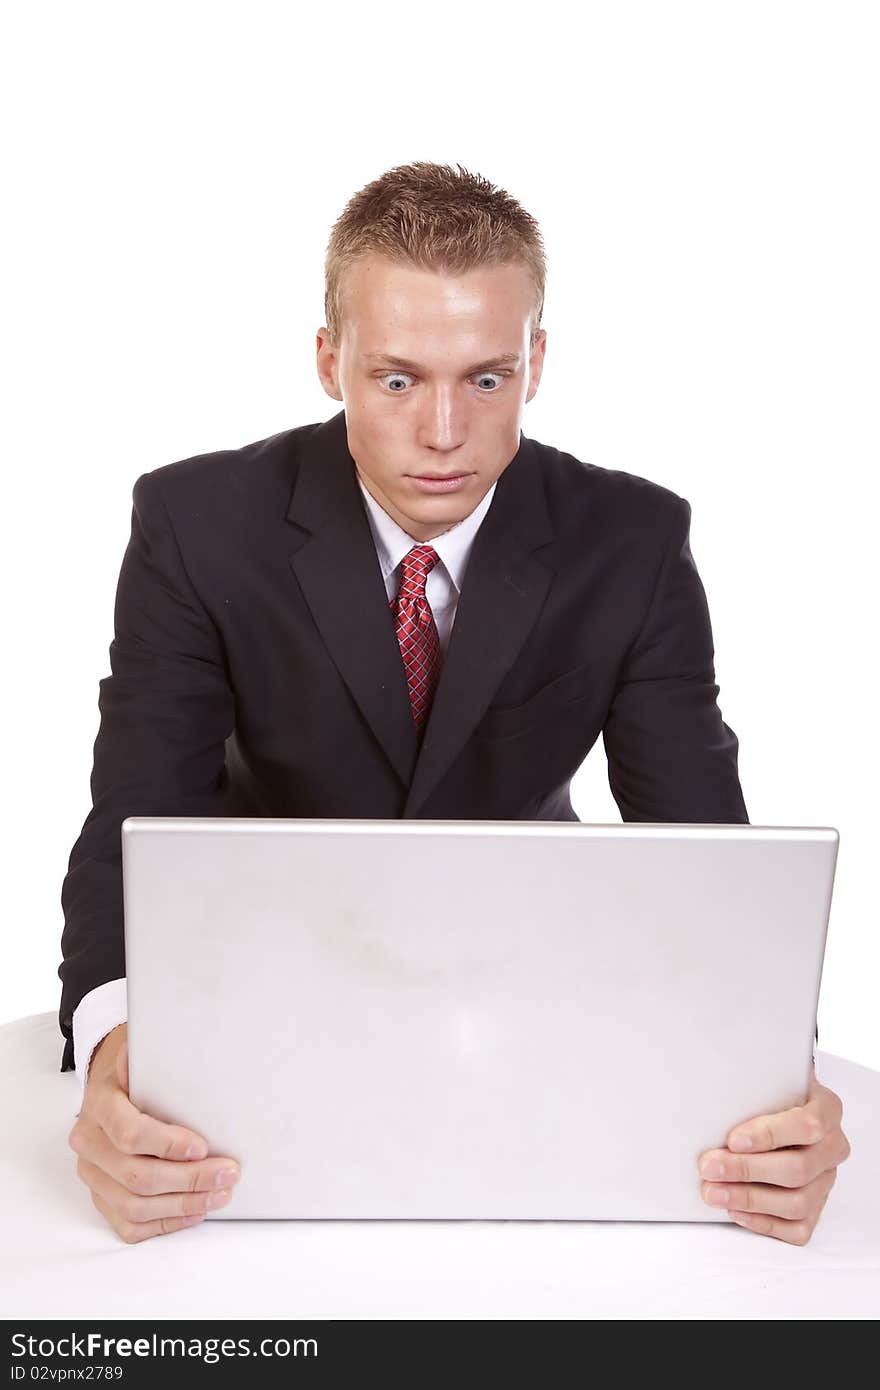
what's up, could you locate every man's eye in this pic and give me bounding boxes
[378,372,506,392]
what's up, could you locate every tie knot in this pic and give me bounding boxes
[399,544,439,598]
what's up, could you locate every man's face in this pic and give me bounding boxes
[316,253,546,541]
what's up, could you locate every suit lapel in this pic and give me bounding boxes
[286,408,557,813]
[403,435,556,816]
[286,410,420,788]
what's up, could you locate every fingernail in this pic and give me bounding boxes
[184,1142,206,1160]
[729,1133,753,1151]
[705,1186,730,1206]
[206,1188,232,1209]
[180,1214,205,1226]
[214,1167,240,1187]
[700,1159,726,1179]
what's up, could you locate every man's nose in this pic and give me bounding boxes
[418,388,468,451]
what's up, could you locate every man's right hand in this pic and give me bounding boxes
[68,1023,241,1243]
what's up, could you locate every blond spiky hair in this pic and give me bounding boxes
[323,160,546,346]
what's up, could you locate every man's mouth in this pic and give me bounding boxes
[405,473,473,493]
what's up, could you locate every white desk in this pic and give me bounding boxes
[1,1011,878,1320]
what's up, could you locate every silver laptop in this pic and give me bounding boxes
[121,818,837,1222]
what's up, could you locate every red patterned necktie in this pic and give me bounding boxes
[389,544,443,730]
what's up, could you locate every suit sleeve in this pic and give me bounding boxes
[602,496,749,824]
[58,470,236,1073]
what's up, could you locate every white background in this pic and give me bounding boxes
[2,1,877,1067]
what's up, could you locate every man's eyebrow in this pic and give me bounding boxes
[363,351,522,373]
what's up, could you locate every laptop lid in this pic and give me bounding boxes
[122,818,837,1221]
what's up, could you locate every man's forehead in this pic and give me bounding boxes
[344,256,533,310]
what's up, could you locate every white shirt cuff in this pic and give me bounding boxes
[72,978,128,1106]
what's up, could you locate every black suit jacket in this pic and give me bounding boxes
[58,408,749,1070]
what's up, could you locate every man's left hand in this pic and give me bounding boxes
[697,1062,851,1245]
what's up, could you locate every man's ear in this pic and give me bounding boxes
[525,328,547,402]
[315,327,344,401]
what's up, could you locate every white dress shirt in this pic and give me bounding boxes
[70,469,498,1098]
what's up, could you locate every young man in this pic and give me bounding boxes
[60,161,849,1245]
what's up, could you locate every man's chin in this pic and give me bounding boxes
[393,497,469,539]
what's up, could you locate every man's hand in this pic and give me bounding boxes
[697,1062,851,1245]
[68,1024,241,1243]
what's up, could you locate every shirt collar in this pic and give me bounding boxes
[355,470,497,592]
